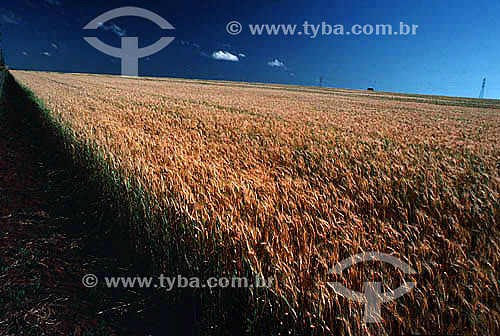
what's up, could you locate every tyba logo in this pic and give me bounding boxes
[84,7,175,76]
[328,252,417,323]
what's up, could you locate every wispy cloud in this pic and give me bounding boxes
[180,40,200,49]
[41,51,52,57]
[0,10,21,25]
[25,0,37,8]
[238,53,247,58]
[45,0,63,6]
[22,51,28,56]
[51,42,59,49]
[211,50,239,62]
[267,58,286,69]
[98,22,126,37]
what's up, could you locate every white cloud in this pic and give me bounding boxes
[51,43,58,49]
[22,51,28,56]
[238,53,247,58]
[45,0,62,6]
[98,22,126,37]
[267,58,286,69]
[41,52,51,57]
[211,50,239,62]
[0,11,21,25]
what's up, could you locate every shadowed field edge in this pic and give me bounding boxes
[4,71,306,335]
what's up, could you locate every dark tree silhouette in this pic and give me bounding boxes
[0,22,5,67]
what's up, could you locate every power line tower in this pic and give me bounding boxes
[479,77,486,99]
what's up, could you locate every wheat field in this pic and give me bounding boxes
[12,70,500,335]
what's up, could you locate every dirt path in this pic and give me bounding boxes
[0,74,197,335]
[0,84,109,334]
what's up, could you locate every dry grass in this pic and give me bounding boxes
[13,70,500,335]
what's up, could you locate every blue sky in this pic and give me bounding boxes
[1,0,499,98]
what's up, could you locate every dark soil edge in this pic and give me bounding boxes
[0,71,205,335]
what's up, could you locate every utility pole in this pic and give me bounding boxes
[479,77,486,99]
